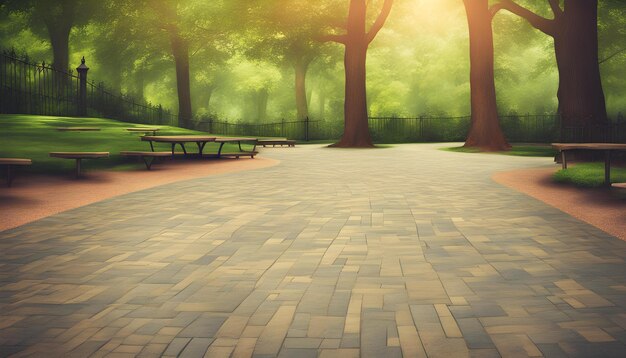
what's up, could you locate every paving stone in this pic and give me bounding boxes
[1,144,625,356]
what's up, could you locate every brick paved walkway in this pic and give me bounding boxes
[1,144,625,357]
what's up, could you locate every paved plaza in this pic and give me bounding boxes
[1,144,625,357]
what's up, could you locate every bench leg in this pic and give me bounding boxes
[217,142,226,158]
[75,158,82,178]
[198,142,207,156]
[6,165,13,187]
[561,151,567,170]
[149,141,155,152]
[605,151,612,187]
[142,156,155,170]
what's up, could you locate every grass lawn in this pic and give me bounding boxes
[443,144,557,157]
[0,114,256,174]
[554,163,626,188]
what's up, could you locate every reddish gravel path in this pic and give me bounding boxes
[493,167,626,241]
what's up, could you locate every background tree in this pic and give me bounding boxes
[324,0,394,148]
[493,0,608,129]
[462,0,510,151]
[2,0,103,73]
[144,0,194,128]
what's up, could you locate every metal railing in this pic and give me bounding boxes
[0,49,177,125]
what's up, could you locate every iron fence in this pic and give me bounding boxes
[0,49,177,125]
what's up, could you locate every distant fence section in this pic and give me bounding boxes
[197,114,625,144]
[0,49,177,126]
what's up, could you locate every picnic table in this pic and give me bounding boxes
[213,137,258,158]
[56,127,101,132]
[258,138,296,147]
[0,158,32,187]
[141,135,217,156]
[552,143,626,187]
[126,127,160,136]
[49,152,109,178]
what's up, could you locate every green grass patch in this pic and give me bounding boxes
[553,163,626,188]
[443,145,556,157]
[0,114,255,174]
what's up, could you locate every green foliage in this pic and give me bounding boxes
[554,163,626,188]
[0,0,624,126]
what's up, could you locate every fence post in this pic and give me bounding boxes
[76,57,89,117]
[281,118,285,138]
[305,116,310,141]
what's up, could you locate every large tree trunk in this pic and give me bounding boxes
[555,1,607,129]
[338,40,372,147]
[169,32,193,128]
[463,0,510,151]
[48,25,71,73]
[332,0,374,147]
[294,59,310,121]
[495,0,608,137]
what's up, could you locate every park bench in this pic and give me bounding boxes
[258,138,296,147]
[552,143,626,187]
[211,138,258,159]
[55,127,101,132]
[49,152,109,178]
[126,127,160,136]
[612,183,626,190]
[0,158,32,187]
[120,151,171,170]
[141,135,216,156]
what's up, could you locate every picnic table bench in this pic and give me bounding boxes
[49,152,109,178]
[141,135,216,156]
[126,128,160,136]
[56,127,101,132]
[0,158,32,187]
[258,138,296,147]
[212,137,258,159]
[552,143,626,187]
[120,151,171,170]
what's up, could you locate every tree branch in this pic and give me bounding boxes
[599,47,626,65]
[489,3,505,20]
[548,0,563,18]
[366,0,393,44]
[496,0,557,37]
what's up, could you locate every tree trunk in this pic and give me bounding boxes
[206,86,214,113]
[257,87,269,122]
[463,0,510,151]
[169,32,193,128]
[317,84,326,120]
[495,0,608,136]
[294,59,310,121]
[332,0,374,148]
[48,25,71,73]
[135,64,145,100]
[555,1,607,130]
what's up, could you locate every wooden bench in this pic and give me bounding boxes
[49,152,109,178]
[0,158,32,187]
[211,138,258,159]
[126,128,160,136]
[56,127,101,132]
[258,139,296,147]
[612,183,626,189]
[552,143,626,187]
[120,151,171,170]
